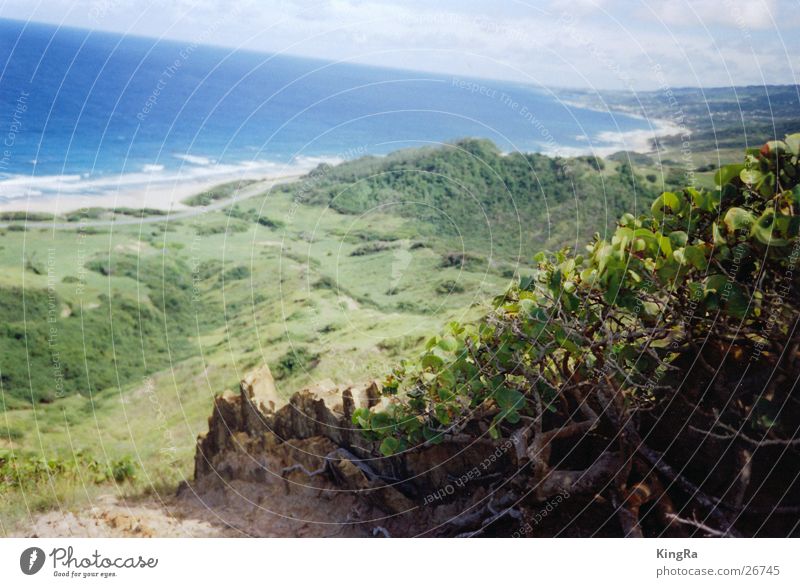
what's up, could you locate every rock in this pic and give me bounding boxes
[192,372,515,536]
[241,364,282,412]
[328,456,414,514]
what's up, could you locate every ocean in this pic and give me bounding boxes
[0,18,655,211]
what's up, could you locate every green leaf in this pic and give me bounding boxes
[723,284,750,320]
[689,187,719,212]
[740,168,763,185]
[684,245,708,270]
[751,210,789,246]
[669,231,688,248]
[657,235,673,257]
[352,407,371,428]
[785,133,800,156]
[712,222,726,246]
[421,353,444,371]
[651,192,683,218]
[714,164,744,187]
[704,274,729,295]
[495,386,525,410]
[379,437,401,456]
[519,298,536,316]
[437,367,456,388]
[434,404,451,425]
[723,208,755,232]
[369,412,393,432]
[437,337,458,352]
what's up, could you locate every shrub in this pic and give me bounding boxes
[354,135,800,537]
[182,179,258,207]
[257,216,286,229]
[221,265,251,282]
[435,279,465,295]
[0,451,136,488]
[350,241,397,256]
[273,347,320,380]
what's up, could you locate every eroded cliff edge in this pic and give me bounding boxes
[188,347,799,538]
[190,368,532,537]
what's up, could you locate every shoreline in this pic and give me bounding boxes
[554,97,685,156]
[0,174,304,228]
[0,117,682,218]
[0,157,333,216]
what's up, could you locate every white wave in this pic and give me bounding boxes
[0,156,336,212]
[531,117,683,159]
[174,154,216,166]
[592,117,683,155]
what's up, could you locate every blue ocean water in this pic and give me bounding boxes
[0,18,651,205]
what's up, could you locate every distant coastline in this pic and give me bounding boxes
[0,158,324,214]
[0,119,677,216]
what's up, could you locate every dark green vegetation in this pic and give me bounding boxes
[0,451,135,488]
[356,135,800,537]
[0,211,56,222]
[0,255,219,407]
[182,179,258,207]
[286,138,661,257]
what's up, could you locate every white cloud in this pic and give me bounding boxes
[643,0,779,30]
[0,0,796,88]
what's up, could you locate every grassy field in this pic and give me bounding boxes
[0,168,514,532]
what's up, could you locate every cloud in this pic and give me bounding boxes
[0,0,796,89]
[643,0,779,30]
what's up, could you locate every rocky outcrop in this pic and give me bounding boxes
[193,350,800,537]
[190,368,537,537]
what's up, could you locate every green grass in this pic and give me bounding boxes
[0,156,517,531]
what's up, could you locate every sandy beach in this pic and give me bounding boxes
[0,157,329,215]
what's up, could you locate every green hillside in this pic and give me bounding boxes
[290,138,661,257]
[0,140,665,408]
[0,139,665,530]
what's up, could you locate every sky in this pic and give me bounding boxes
[0,0,797,90]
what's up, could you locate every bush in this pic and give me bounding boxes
[367,134,800,446]
[221,265,250,282]
[182,179,258,207]
[0,211,55,222]
[350,241,397,256]
[257,216,286,229]
[273,347,319,380]
[435,279,465,295]
[354,134,800,536]
[0,253,221,405]
[0,451,136,488]
[194,221,249,236]
[0,426,23,441]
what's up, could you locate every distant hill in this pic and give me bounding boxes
[559,85,800,152]
[285,138,660,258]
